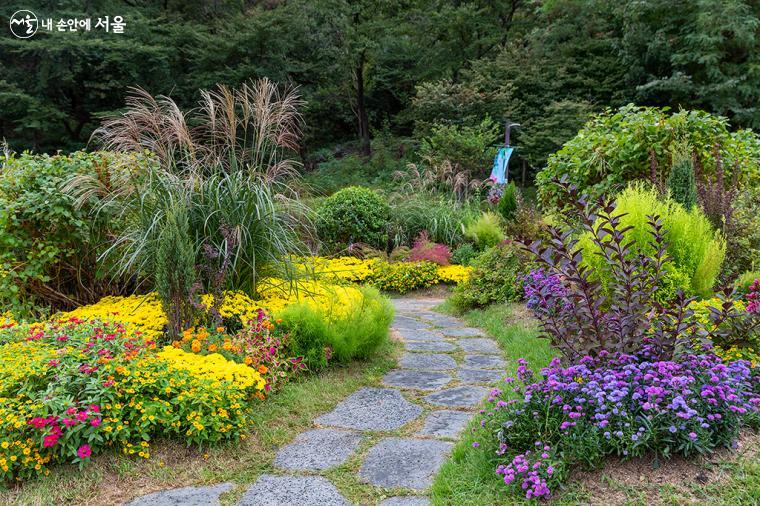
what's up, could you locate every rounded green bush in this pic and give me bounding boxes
[451,242,527,311]
[317,186,391,251]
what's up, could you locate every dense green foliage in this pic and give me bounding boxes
[0,152,137,315]
[537,106,760,210]
[316,186,391,251]
[451,243,525,311]
[667,148,697,209]
[578,184,725,299]
[722,186,760,282]
[496,183,519,221]
[4,0,758,177]
[388,196,478,248]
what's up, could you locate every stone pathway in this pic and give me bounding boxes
[125,297,503,506]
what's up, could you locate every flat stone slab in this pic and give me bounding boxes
[424,386,489,408]
[404,340,457,352]
[399,352,457,371]
[457,368,504,384]
[238,475,349,506]
[397,328,447,342]
[383,369,452,391]
[456,338,500,354]
[315,388,422,431]
[273,429,363,471]
[417,410,472,439]
[126,483,233,506]
[463,354,506,370]
[379,497,431,506]
[441,327,485,337]
[359,437,453,490]
[393,316,430,330]
[418,312,462,327]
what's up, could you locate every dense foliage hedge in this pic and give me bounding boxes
[451,242,527,311]
[316,186,391,251]
[0,152,141,315]
[537,105,760,211]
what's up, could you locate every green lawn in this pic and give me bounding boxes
[429,302,760,506]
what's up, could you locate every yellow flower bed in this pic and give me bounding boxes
[156,346,266,391]
[436,264,473,284]
[59,293,167,340]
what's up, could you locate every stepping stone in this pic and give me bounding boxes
[393,316,430,331]
[457,368,504,385]
[126,483,233,506]
[383,369,452,391]
[238,475,349,506]
[398,328,447,342]
[359,437,453,490]
[380,497,431,506]
[399,352,457,371]
[463,354,506,370]
[424,386,489,408]
[404,340,456,352]
[417,410,472,439]
[418,312,461,327]
[441,327,484,337]
[315,388,422,431]
[456,338,500,354]
[273,429,363,471]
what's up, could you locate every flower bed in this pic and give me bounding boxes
[475,349,760,500]
[298,256,472,293]
[0,318,268,481]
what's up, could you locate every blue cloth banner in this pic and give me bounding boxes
[489,147,513,184]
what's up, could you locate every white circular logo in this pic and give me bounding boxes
[9,10,38,39]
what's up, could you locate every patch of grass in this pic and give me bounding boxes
[0,340,399,506]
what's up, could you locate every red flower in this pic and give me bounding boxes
[77,444,91,459]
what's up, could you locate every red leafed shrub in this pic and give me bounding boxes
[408,231,451,265]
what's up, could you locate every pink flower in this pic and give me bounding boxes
[47,359,60,367]
[90,418,102,427]
[62,418,77,427]
[65,407,77,415]
[77,444,92,459]
[43,434,59,447]
[75,411,88,421]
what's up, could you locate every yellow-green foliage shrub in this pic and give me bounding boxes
[578,184,725,299]
[369,261,440,294]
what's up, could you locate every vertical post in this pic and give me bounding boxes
[504,120,511,147]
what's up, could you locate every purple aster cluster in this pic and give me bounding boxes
[475,348,759,500]
[523,268,569,313]
[495,442,561,500]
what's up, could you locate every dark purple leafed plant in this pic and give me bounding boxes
[521,178,699,361]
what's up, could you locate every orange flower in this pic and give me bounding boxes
[258,365,268,374]
[244,356,253,366]
[255,391,265,400]
[216,326,225,333]
[222,339,233,351]
[191,340,201,353]
[208,344,217,352]
[172,340,181,348]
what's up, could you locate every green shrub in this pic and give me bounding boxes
[317,186,391,251]
[734,271,760,295]
[450,242,526,311]
[370,261,439,294]
[667,146,697,209]
[504,198,547,243]
[463,212,505,250]
[578,184,726,299]
[497,182,519,221]
[418,117,499,173]
[451,243,478,266]
[721,187,760,282]
[279,286,393,369]
[537,105,760,211]
[0,151,135,316]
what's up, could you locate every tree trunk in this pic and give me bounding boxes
[356,51,371,157]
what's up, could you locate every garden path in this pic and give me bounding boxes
[126,297,503,506]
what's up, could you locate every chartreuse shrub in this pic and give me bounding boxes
[577,184,725,299]
[317,186,391,251]
[369,261,439,294]
[277,286,393,370]
[0,318,266,481]
[451,242,527,311]
[537,105,760,211]
[463,212,505,250]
